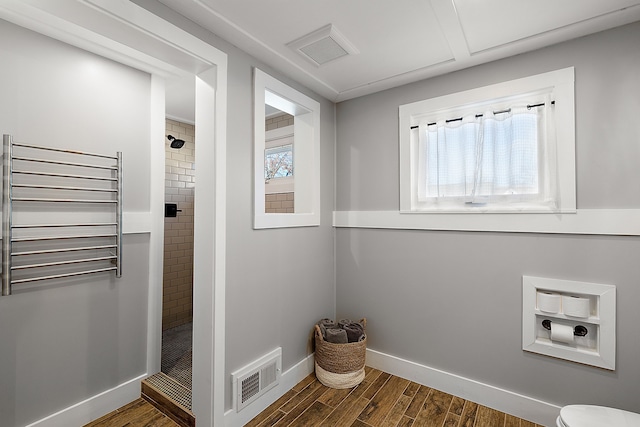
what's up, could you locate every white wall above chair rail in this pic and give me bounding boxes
[333,209,640,236]
[120,212,153,234]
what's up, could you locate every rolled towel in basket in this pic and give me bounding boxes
[316,318,336,339]
[337,319,352,329]
[339,318,365,328]
[325,327,348,344]
[343,322,365,343]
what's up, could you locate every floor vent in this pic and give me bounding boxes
[232,347,282,412]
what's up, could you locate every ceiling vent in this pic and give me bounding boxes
[287,24,359,67]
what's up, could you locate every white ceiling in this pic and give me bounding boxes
[158,0,640,104]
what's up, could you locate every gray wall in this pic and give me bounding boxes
[0,20,151,426]
[131,1,337,411]
[335,22,640,412]
[223,47,335,411]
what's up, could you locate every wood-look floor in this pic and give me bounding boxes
[86,367,545,427]
[84,398,181,427]
[246,366,544,427]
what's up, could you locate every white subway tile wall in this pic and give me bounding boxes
[265,112,294,131]
[163,119,195,330]
[265,113,295,212]
[265,192,294,213]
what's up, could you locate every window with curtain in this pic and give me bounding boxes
[399,67,576,214]
[417,101,554,209]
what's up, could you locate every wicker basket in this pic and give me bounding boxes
[314,318,366,389]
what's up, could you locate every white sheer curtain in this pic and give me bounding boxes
[417,99,557,210]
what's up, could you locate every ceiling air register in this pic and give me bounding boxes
[287,24,359,67]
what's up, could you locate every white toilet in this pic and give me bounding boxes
[557,405,640,427]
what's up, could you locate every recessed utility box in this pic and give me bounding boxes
[522,276,616,370]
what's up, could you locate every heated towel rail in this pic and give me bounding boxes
[2,134,122,296]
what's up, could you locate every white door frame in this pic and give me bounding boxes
[0,1,228,425]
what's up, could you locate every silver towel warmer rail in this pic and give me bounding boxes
[2,134,122,296]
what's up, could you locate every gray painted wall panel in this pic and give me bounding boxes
[336,22,640,211]
[0,234,149,426]
[0,20,151,212]
[335,22,640,413]
[0,20,151,426]
[222,38,336,412]
[336,229,640,411]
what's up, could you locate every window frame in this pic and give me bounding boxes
[399,67,576,214]
[253,68,321,229]
[264,126,294,194]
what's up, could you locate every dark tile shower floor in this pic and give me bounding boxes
[161,322,192,390]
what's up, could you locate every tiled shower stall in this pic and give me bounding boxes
[163,119,195,331]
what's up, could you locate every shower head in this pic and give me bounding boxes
[167,134,185,149]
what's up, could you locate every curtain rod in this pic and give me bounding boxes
[410,101,554,130]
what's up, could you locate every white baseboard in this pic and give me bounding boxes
[366,349,560,427]
[25,374,146,427]
[221,349,560,427]
[224,353,315,427]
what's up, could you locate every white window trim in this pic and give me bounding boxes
[399,67,576,214]
[254,68,321,229]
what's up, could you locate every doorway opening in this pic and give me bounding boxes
[149,68,224,427]
[143,116,196,422]
[161,118,195,390]
[141,73,198,420]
